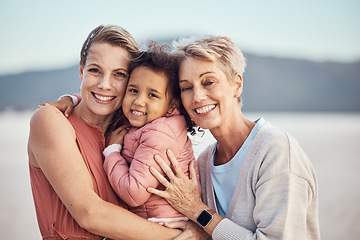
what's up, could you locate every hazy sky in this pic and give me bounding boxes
[1,0,359,75]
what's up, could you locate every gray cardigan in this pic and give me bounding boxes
[197,122,320,240]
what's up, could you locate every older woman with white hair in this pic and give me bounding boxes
[148,35,321,240]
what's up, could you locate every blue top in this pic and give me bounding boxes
[210,117,266,217]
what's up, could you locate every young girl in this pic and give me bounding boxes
[53,42,200,225]
[103,42,200,224]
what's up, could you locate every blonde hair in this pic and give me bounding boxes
[80,25,139,67]
[172,35,246,82]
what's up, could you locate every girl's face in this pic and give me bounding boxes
[178,57,242,131]
[122,66,173,128]
[79,42,130,117]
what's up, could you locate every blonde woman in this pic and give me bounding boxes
[28,25,185,240]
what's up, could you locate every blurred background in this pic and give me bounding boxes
[0,0,359,239]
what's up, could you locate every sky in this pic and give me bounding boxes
[0,0,359,76]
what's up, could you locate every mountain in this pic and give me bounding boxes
[1,52,359,112]
[0,65,80,111]
[242,55,360,112]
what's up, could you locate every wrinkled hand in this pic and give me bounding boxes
[38,96,74,117]
[108,125,131,146]
[164,221,210,240]
[147,149,203,220]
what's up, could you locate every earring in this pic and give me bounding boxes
[235,95,238,98]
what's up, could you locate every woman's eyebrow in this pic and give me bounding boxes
[87,63,101,68]
[179,71,215,83]
[114,67,128,72]
[179,79,188,84]
[199,71,214,78]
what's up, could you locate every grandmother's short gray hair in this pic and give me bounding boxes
[172,35,246,82]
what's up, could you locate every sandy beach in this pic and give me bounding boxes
[1,110,359,239]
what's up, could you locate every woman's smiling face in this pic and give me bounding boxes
[79,42,130,117]
[179,57,240,130]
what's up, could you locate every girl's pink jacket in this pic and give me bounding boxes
[103,110,198,220]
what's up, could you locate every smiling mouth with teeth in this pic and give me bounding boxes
[93,93,116,102]
[131,110,146,116]
[195,105,216,114]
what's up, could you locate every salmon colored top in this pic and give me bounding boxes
[29,111,126,239]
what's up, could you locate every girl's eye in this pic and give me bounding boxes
[149,93,158,98]
[129,89,138,93]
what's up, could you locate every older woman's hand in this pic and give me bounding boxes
[147,149,204,220]
[164,221,210,240]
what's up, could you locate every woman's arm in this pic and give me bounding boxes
[28,105,180,240]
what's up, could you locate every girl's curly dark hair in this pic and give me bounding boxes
[127,41,198,135]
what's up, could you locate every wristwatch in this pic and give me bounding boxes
[196,209,215,227]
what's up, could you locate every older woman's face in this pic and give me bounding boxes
[179,57,240,130]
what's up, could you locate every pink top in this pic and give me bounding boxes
[103,110,198,219]
[29,112,126,239]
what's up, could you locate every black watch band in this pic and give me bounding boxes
[196,209,214,227]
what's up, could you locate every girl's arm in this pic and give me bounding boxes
[28,105,180,240]
[104,123,180,207]
[38,94,82,117]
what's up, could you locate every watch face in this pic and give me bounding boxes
[197,210,213,227]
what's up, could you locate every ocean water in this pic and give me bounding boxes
[1,110,359,239]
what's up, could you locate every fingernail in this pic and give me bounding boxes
[167,149,173,155]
